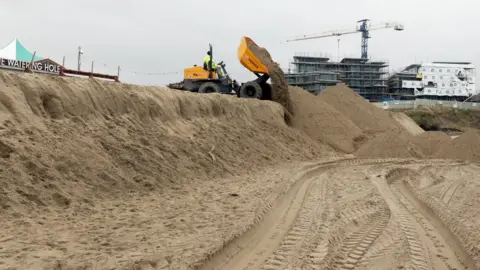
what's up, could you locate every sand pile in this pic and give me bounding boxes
[0,70,336,269]
[318,84,400,134]
[355,129,425,158]
[412,131,452,157]
[434,129,480,161]
[390,111,425,136]
[288,86,364,153]
[246,39,294,116]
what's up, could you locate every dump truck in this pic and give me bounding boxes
[168,37,272,100]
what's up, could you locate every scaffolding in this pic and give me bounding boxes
[285,54,390,101]
[387,65,420,100]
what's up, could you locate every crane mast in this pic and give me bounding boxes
[286,19,404,60]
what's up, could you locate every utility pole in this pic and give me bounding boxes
[77,46,83,71]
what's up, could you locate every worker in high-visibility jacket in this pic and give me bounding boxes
[203,51,223,78]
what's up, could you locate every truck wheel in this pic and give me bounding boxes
[261,83,272,100]
[199,82,221,93]
[239,81,263,99]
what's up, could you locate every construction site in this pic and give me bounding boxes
[1,16,480,270]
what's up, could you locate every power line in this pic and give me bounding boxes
[70,56,182,77]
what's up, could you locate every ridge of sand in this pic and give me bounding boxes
[318,84,401,133]
[288,86,364,153]
[354,129,425,158]
[434,129,480,161]
[412,131,452,157]
[0,70,336,211]
[390,111,425,136]
[0,70,337,269]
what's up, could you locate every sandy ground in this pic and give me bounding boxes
[199,158,479,270]
[1,63,480,270]
[1,161,329,269]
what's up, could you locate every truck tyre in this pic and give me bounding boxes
[199,82,221,93]
[261,83,272,100]
[239,81,262,99]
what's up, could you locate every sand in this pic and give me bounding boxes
[318,84,401,134]
[354,129,425,158]
[412,131,452,157]
[288,86,365,153]
[390,111,425,136]
[0,70,336,269]
[434,129,480,162]
[246,40,294,117]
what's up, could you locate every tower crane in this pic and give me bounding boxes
[286,19,404,60]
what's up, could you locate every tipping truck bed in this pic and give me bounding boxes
[238,37,270,75]
[236,37,273,100]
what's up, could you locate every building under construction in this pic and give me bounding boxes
[387,64,421,100]
[285,54,389,101]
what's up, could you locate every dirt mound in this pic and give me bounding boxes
[0,70,336,269]
[390,111,425,135]
[247,40,294,117]
[412,131,452,157]
[354,130,425,158]
[318,85,400,134]
[434,129,480,161]
[288,86,364,153]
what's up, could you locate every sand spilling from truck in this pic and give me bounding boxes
[0,70,337,269]
[246,41,294,117]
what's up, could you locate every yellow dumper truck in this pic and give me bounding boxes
[168,36,272,100]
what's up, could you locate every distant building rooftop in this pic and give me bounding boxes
[431,61,472,65]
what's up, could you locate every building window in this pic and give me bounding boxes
[447,69,450,72]
[442,83,445,86]
[440,69,442,72]
[432,76,435,79]
[431,69,434,72]
[450,84,453,87]
[440,76,443,79]
[454,83,457,86]
[424,76,428,79]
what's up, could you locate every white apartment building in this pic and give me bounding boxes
[402,62,476,98]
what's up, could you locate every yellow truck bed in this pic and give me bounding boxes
[237,37,270,75]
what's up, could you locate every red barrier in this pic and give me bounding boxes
[59,67,119,82]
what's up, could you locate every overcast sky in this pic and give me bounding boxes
[1,0,478,86]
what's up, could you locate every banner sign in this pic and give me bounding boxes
[0,58,62,74]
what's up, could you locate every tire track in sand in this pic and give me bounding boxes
[197,164,328,270]
[259,171,328,270]
[196,158,398,269]
[371,172,431,270]
[397,179,476,270]
[332,207,391,269]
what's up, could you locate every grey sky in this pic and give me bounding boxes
[1,0,478,86]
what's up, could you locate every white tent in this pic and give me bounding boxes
[0,38,43,62]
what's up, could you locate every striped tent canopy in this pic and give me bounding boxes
[0,38,44,62]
